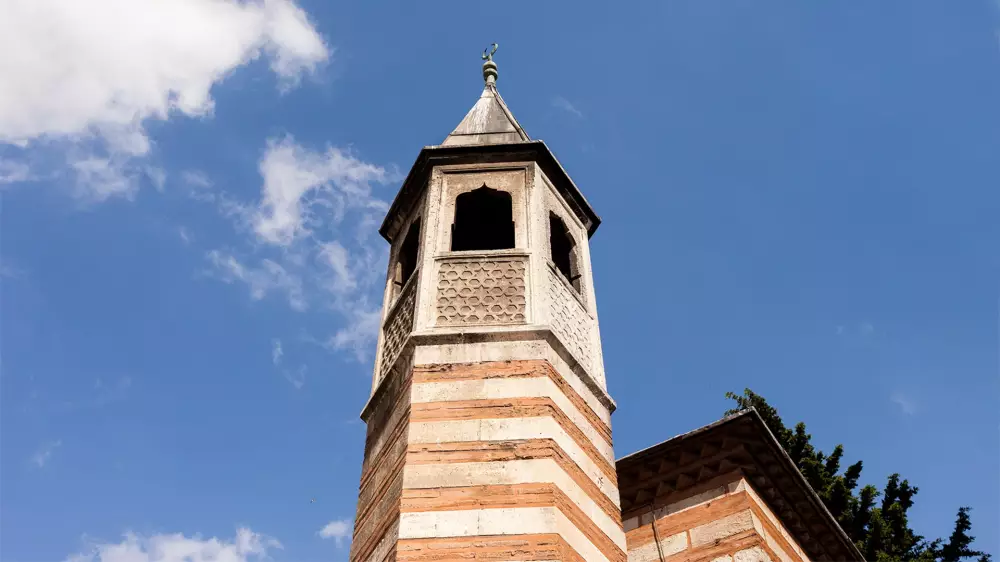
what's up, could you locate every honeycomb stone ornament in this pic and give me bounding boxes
[378,277,417,383]
[547,265,593,373]
[436,257,527,326]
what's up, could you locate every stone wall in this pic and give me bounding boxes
[351,358,413,562]
[621,477,810,562]
[352,357,625,562]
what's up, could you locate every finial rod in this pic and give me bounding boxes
[482,43,498,85]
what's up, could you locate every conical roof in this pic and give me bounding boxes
[441,50,529,146]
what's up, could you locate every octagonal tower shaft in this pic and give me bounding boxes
[350,53,624,562]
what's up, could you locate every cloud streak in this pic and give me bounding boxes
[552,96,584,118]
[205,250,307,312]
[31,439,61,468]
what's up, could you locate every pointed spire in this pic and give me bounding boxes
[441,43,530,147]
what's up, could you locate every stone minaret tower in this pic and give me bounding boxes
[351,47,625,562]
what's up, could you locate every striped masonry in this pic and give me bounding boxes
[350,359,626,562]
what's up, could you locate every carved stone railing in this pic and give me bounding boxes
[547,264,598,382]
[377,272,418,384]
[435,253,528,326]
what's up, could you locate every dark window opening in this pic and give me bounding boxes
[451,185,515,251]
[393,218,420,298]
[549,214,581,292]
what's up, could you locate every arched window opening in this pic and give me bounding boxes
[393,218,420,298]
[549,214,581,292]
[451,185,514,251]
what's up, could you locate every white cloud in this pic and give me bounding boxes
[201,137,393,365]
[326,308,382,361]
[178,226,193,245]
[318,240,358,295]
[552,96,583,118]
[835,322,875,339]
[146,167,167,191]
[0,0,329,199]
[30,439,61,468]
[318,519,351,548]
[890,391,917,415]
[0,158,32,184]
[271,339,284,365]
[182,170,213,190]
[253,136,390,246]
[69,155,137,201]
[282,365,306,389]
[65,528,280,562]
[205,250,306,311]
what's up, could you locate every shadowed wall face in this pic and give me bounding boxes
[623,477,811,562]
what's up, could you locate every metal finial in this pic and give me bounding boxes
[482,43,498,61]
[482,43,499,85]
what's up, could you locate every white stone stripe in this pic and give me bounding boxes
[749,511,797,562]
[741,479,809,562]
[398,507,612,562]
[407,417,620,505]
[411,376,614,461]
[628,530,688,562]
[412,340,611,424]
[403,459,625,550]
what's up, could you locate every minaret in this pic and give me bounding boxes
[350,45,625,562]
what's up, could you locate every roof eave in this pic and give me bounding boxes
[616,409,865,562]
[378,140,601,243]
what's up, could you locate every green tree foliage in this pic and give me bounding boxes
[725,389,991,562]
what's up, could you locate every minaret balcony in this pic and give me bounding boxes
[433,249,529,327]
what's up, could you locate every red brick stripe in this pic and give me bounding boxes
[401,483,626,562]
[406,439,622,529]
[411,397,618,484]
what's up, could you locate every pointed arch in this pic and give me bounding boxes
[392,218,420,299]
[549,213,580,292]
[450,185,515,251]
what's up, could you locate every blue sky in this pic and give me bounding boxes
[1,1,998,561]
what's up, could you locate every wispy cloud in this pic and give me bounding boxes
[282,365,306,390]
[146,167,166,191]
[890,392,917,415]
[31,439,62,468]
[0,158,33,184]
[91,376,132,408]
[271,339,284,365]
[64,527,280,562]
[204,251,307,312]
[181,170,213,190]
[552,96,584,119]
[270,339,305,389]
[0,260,26,278]
[835,322,875,338]
[326,309,382,362]
[252,135,392,246]
[318,519,352,548]
[201,135,395,362]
